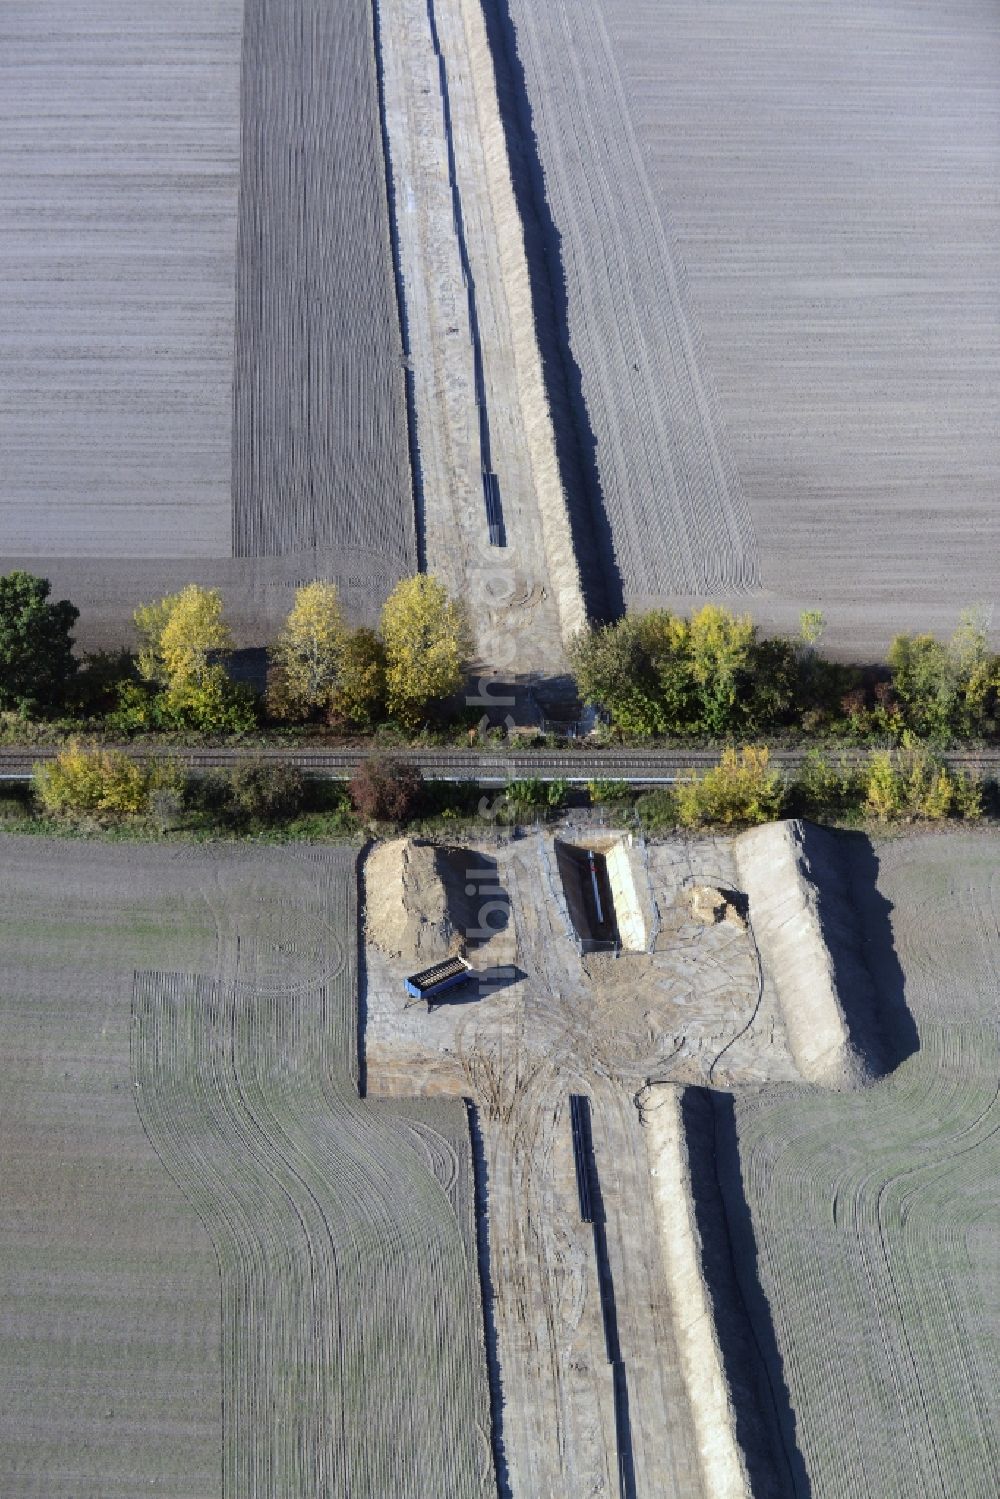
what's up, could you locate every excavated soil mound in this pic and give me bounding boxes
[688,884,746,929]
[644,1084,755,1499]
[735,820,880,1089]
[364,840,501,962]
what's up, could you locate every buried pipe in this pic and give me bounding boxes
[588,849,605,926]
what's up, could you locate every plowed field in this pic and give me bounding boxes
[0,1,415,649]
[0,840,493,1498]
[730,832,1000,1495]
[494,0,1000,652]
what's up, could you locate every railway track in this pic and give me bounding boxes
[1,744,997,784]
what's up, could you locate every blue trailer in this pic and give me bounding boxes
[404,954,473,1004]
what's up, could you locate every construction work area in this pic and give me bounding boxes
[375,0,585,669]
[362,819,971,1496]
[2,823,998,1495]
[3,0,1000,1491]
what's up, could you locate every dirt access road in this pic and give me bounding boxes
[376,0,585,673]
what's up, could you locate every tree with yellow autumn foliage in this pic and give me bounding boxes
[128,585,255,732]
[267,581,347,721]
[380,575,470,728]
[135,584,232,688]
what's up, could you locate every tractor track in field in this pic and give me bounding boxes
[729,836,1000,1497]
[130,851,496,1498]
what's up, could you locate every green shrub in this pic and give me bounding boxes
[675,746,785,829]
[0,785,33,826]
[789,750,864,819]
[863,751,897,820]
[887,611,1000,743]
[503,777,546,810]
[863,739,984,822]
[33,741,183,821]
[952,770,984,820]
[106,680,161,735]
[225,760,306,826]
[569,617,665,737]
[587,779,631,805]
[107,668,257,737]
[571,605,799,740]
[159,668,258,733]
[329,627,387,729]
[182,772,232,819]
[634,788,678,832]
[72,649,137,718]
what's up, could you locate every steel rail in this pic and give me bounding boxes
[1,744,997,784]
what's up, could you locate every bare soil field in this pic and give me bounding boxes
[0,841,493,1498]
[232,0,414,565]
[0,2,242,561]
[493,0,1000,653]
[1,1,415,650]
[0,841,223,1497]
[728,830,1000,1496]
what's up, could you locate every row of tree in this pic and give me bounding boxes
[2,570,998,745]
[267,577,468,728]
[569,605,1000,745]
[0,571,470,733]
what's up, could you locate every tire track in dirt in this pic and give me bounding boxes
[131,853,495,1498]
[731,838,1000,1497]
[495,0,760,599]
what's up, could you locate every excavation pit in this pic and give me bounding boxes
[553,840,617,951]
[553,835,648,953]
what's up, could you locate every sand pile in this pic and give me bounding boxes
[735,820,879,1089]
[688,885,745,929]
[364,840,496,963]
